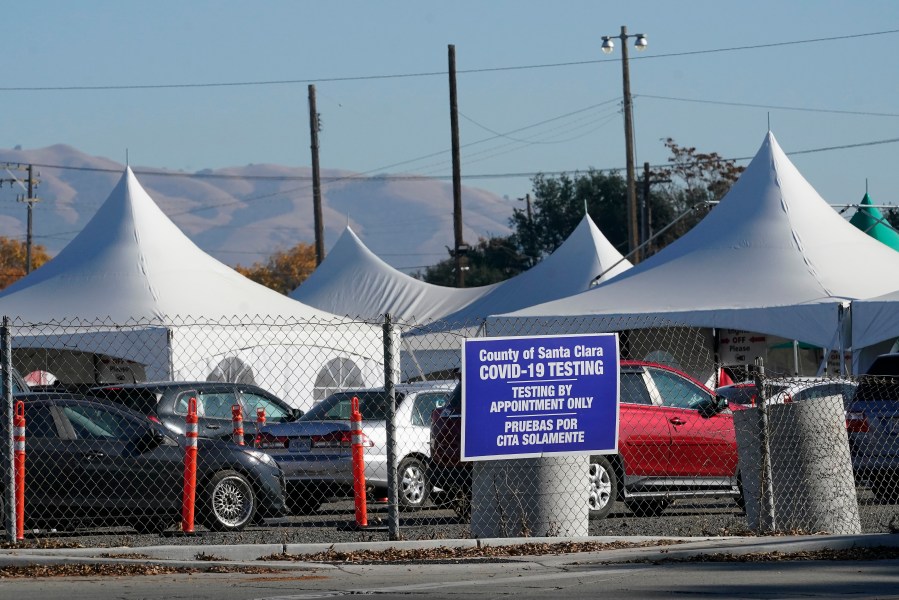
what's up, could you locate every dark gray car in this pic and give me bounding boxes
[91,381,302,445]
[846,353,899,502]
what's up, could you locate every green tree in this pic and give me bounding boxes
[885,208,899,231]
[511,170,628,260]
[418,236,528,287]
[645,138,744,254]
[421,138,743,286]
[0,236,51,290]
[235,242,317,294]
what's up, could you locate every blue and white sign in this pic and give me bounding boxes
[461,333,620,461]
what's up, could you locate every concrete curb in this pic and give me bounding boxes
[1,533,897,569]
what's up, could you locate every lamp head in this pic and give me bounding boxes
[634,34,648,51]
[601,36,614,54]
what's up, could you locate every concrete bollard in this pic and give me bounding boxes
[470,455,588,538]
[735,394,860,534]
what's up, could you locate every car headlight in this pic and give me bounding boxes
[241,447,279,469]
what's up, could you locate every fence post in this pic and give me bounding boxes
[752,357,776,532]
[383,313,400,540]
[1,316,15,543]
[181,397,199,533]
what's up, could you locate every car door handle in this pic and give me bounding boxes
[83,451,106,461]
[669,417,686,426]
[207,424,221,430]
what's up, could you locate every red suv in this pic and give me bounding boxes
[429,360,739,518]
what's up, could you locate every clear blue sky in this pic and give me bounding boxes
[5,1,899,218]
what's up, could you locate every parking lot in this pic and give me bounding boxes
[7,488,897,550]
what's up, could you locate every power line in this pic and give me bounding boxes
[1,29,896,92]
[639,94,899,118]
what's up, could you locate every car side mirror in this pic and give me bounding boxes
[291,408,304,421]
[698,395,727,418]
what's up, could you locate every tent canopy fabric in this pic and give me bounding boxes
[851,288,899,349]
[0,168,339,323]
[290,226,496,323]
[0,168,384,410]
[489,132,899,350]
[422,213,631,332]
[849,193,899,251]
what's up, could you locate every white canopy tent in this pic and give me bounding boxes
[0,168,383,410]
[403,213,632,379]
[290,225,496,323]
[850,289,899,373]
[489,132,899,377]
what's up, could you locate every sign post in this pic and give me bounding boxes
[463,333,619,538]
[462,333,619,461]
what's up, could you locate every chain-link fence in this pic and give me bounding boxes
[2,314,898,545]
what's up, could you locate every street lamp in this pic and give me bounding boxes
[601,26,647,262]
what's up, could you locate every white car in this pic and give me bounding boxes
[764,377,857,407]
[257,381,455,514]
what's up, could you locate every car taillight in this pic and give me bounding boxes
[845,411,870,433]
[147,414,162,424]
[783,395,793,404]
[311,430,373,448]
[255,431,289,449]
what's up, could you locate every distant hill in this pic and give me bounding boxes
[0,145,516,273]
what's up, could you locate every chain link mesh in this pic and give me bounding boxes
[1,314,897,544]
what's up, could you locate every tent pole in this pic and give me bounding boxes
[792,340,799,376]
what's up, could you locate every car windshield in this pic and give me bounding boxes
[302,390,408,421]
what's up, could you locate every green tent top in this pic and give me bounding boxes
[849,193,899,251]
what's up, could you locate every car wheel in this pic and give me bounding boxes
[625,497,672,517]
[735,471,746,512]
[398,456,429,510]
[201,470,256,532]
[588,456,617,519]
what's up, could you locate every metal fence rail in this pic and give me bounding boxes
[1,313,897,545]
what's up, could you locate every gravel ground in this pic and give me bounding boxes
[5,490,898,550]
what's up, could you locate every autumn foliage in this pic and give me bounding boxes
[0,236,51,290]
[235,242,317,295]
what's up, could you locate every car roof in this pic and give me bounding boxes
[866,353,899,376]
[334,381,457,395]
[92,381,232,390]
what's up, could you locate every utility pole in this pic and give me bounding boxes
[620,26,638,263]
[601,26,648,263]
[308,84,325,266]
[448,44,467,287]
[641,162,651,255]
[1,163,40,273]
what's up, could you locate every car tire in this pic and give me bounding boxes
[625,497,672,517]
[735,471,746,512]
[588,456,617,520]
[398,456,429,510]
[201,470,256,532]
